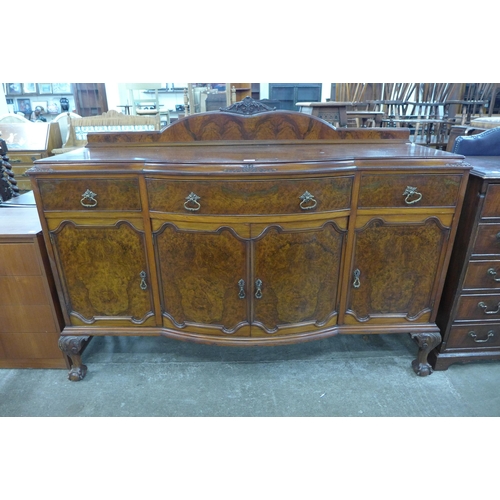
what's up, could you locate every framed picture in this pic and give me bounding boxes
[22,83,38,94]
[52,83,72,94]
[6,83,22,95]
[38,83,52,94]
[32,101,48,112]
[16,98,32,115]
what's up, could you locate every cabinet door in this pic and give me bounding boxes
[154,223,249,334]
[50,220,154,325]
[252,221,346,333]
[346,216,450,323]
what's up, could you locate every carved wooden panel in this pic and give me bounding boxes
[51,221,154,323]
[358,174,462,208]
[147,176,353,215]
[38,178,142,211]
[253,222,346,333]
[155,224,248,333]
[348,218,448,321]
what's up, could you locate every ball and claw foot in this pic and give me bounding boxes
[58,335,91,382]
[410,331,441,377]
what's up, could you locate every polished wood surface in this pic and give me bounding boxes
[434,157,500,369]
[27,102,470,379]
[0,207,67,369]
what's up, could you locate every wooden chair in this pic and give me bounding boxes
[52,109,161,154]
[0,113,31,123]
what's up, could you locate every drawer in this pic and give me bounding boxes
[472,224,500,255]
[38,178,142,211]
[456,294,500,321]
[358,174,462,208]
[446,324,500,349]
[463,260,500,290]
[482,183,500,218]
[147,176,353,215]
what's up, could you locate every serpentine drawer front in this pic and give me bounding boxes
[37,178,142,211]
[27,99,469,381]
[357,174,462,208]
[147,176,353,215]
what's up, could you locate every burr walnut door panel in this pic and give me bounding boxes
[49,220,155,325]
[154,223,249,335]
[251,221,346,334]
[346,216,450,324]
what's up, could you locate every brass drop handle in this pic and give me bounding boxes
[353,269,361,288]
[255,279,263,299]
[80,189,97,208]
[184,192,201,211]
[478,301,500,315]
[238,279,246,299]
[468,330,495,343]
[403,186,422,205]
[487,268,500,282]
[139,271,147,290]
[299,191,317,210]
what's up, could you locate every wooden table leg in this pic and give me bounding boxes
[58,336,91,381]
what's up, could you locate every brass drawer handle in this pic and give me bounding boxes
[255,279,263,299]
[403,186,422,205]
[139,271,147,290]
[299,191,317,210]
[184,192,201,211]
[487,268,500,282]
[353,269,361,288]
[238,279,246,299]
[478,301,500,315]
[468,330,495,343]
[80,189,97,208]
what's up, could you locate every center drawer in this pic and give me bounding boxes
[147,177,353,215]
[463,260,500,290]
[472,224,500,256]
[358,173,462,208]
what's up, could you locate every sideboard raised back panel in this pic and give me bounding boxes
[27,98,470,381]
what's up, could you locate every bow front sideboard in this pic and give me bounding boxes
[27,98,470,380]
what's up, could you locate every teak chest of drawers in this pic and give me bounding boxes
[27,98,470,381]
[0,207,67,368]
[433,157,500,369]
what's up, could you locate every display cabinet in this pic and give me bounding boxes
[27,97,470,381]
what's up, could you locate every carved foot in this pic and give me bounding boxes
[58,336,91,381]
[410,331,441,377]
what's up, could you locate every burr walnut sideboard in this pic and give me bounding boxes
[27,98,470,381]
[433,157,500,369]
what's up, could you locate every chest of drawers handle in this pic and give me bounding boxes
[478,301,500,315]
[487,268,500,282]
[403,186,423,205]
[468,330,495,343]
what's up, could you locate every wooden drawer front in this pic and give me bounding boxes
[463,260,500,290]
[7,153,43,165]
[456,294,500,321]
[446,324,500,349]
[38,178,142,211]
[472,224,500,255]
[147,177,353,215]
[0,243,40,276]
[358,174,462,208]
[482,183,500,218]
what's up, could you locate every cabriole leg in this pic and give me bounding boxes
[58,336,90,381]
[410,331,441,376]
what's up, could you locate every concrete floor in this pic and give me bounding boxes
[1,332,499,417]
